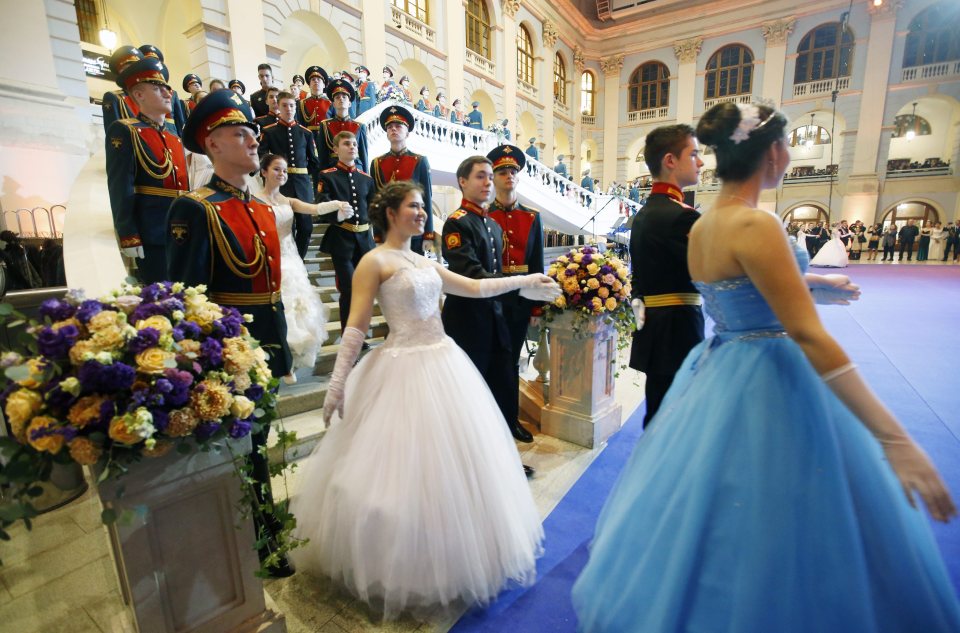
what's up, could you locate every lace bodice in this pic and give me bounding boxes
[271,200,295,243]
[378,266,447,352]
[693,238,809,334]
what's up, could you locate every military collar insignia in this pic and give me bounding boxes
[460,199,487,217]
[650,182,684,204]
[337,161,357,173]
[209,174,251,202]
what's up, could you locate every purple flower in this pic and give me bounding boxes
[29,423,77,443]
[200,338,223,366]
[564,268,577,277]
[129,302,167,322]
[245,383,265,402]
[195,421,221,440]
[128,327,160,354]
[76,300,105,323]
[37,327,70,359]
[582,246,594,255]
[173,320,201,341]
[161,297,184,313]
[152,409,170,432]
[96,400,116,428]
[228,418,252,439]
[39,299,75,322]
[582,254,593,265]
[161,369,193,406]
[140,283,164,303]
[43,380,76,412]
[600,265,613,275]
[77,361,136,393]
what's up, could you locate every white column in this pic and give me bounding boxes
[760,18,795,109]
[501,1,519,129]
[673,37,701,125]
[359,0,386,83]
[570,52,584,179]
[446,1,467,105]
[850,5,898,176]
[225,0,266,86]
[600,55,623,188]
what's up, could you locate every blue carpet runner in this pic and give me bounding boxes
[451,264,960,632]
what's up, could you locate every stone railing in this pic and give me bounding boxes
[885,165,953,178]
[2,205,65,237]
[518,79,538,100]
[901,60,960,83]
[703,93,753,110]
[581,113,597,126]
[389,6,437,47]
[466,48,496,77]
[627,106,669,123]
[792,76,850,98]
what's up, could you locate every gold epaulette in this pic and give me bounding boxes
[261,122,277,130]
[186,186,216,201]
[449,210,467,220]
[117,117,139,126]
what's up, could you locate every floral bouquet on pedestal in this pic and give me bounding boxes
[543,245,635,343]
[487,120,506,143]
[0,282,280,544]
[377,83,411,104]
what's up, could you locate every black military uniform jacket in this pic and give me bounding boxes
[258,119,321,202]
[166,175,292,377]
[315,161,376,255]
[441,199,511,353]
[250,89,269,118]
[489,198,545,318]
[628,182,703,375]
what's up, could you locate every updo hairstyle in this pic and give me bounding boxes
[369,181,424,235]
[258,153,285,183]
[696,102,788,182]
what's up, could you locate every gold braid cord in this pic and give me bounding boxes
[127,124,174,180]
[201,199,267,279]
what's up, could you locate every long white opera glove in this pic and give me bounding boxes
[121,246,145,259]
[823,363,957,522]
[336,202,355,222]
[631,298,645,330]
[477,273,561,302]
[322,326,365,427]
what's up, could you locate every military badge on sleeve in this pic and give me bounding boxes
[170,222,189,244]
[110,137,123,149]
[445,233,462,249]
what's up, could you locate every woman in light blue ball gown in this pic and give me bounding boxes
[572,101,960,632]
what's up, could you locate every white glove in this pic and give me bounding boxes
[824,363,957,523]
[121,246,145,259]
[477,273,560,301]
[322,326,365,427]
[631,298,645,330]
[336,203,355,222]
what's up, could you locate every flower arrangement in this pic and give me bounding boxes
[543,245,635,343]
[0,282,296,567]
[377,83,411,104]
[487,120,506,140]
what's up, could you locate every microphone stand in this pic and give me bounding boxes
[579,193,620,241]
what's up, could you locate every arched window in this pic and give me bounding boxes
[580,71,596,115]
[788,124,831,147]
[554,53,567,105]
[392,0,428,23]
[517,25,534,84]
[75,0,100,44]
[882,201,940,230]
[628,62,669,111]
[903,2,960,68]
[794,23,854,84]
[783,204,829,227]
[892,113,932,138]
[704,45,753,99]
[466,0,491,60]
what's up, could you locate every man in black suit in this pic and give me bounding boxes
[249,63,274,118]
[898,219,920,261]
[629,124,704,427]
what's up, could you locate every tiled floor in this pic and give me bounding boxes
[1,353,644,633]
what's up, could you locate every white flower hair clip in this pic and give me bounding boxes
[729,103,776,144]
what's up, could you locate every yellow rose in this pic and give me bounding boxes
[136,348,176,374]
[586,278,600,290]
[563,279,580,294]
[15,358,46,389]
[4,389,43,441]
[586,263,600,276]
[573,253,583,263]
[612,279,623,292]
[52,317,83,333]
[88,310,122,332]
[109,416,141,445]
[67,395,108,428]
[233,372,252,392]
[554,295,567,309]
[68,437,102,465]
[557,256,569,264]
[591,297,603,313]
[68,340,97,365]
[136,315,173,334]
[26,416,65,454]
[230,395,255,420]
[617,268,628,281]
[91,326,126,352]
[178,339,201,356]
[566,263,579,271]
[547,265,558,277]
[597,286,610,299]
[605,297,618,311]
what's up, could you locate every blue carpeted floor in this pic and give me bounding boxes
[451,264,960,633]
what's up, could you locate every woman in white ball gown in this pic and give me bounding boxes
[289,180,559,619]
[809,222,850,268]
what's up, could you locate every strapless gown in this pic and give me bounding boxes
[572,242,960,632]
[289,266,543,619]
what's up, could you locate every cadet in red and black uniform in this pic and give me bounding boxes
[629,124,705,427]
[182,74,202,115]
[101,46,144,130]
[104,57,188,283]
[487,144,545,443]
[253,86,279,128]
[166,90,293,576]
[316,130,375,332]
[137,45,186,135]
[297,66,332,143]
[258,90,321,258]
[318,79,369,172]
[369,105,434,253]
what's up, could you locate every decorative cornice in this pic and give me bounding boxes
[502,0,521,18]
[574,46,585,72]
[600,54,624,75]
[673,37,702,64]
[543,20,559,49]
[761,17,795,46]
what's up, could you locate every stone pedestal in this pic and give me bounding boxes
[97,438,285,633]
[541,311,622,448]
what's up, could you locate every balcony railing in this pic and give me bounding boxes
[389,6,436,47]
[793,76,850,98]
[901,60,960,83]
[2,206,65,238]
[581,113,596,126]
[553,97,570,117]
[466,48,495,77]
[703,94,753,110]
[627,106,669,123]
[518,79,538,100]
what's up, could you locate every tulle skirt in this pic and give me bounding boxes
[279,236,327,371]
[572,332,960,632]
[289,337,543,619]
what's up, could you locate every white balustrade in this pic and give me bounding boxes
[702,93,754,110]
[792,76,850,98]
[518,79,538,99]
[389,6,436,46]
[901,60,960,83]
[626,106,669,123]
[581,114,597,126]
[466,48,496,77]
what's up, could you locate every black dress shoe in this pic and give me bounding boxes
[510,423,534,443]
[523,464,535,478]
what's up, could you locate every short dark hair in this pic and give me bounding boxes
[257,63,272,73]
[276,90,295,103]
[266,86,279,95]
[644,124,695,178]
[334,130,356,146]
[369,181,424,235]
[456,156,492,190]
[696,102,788,182]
